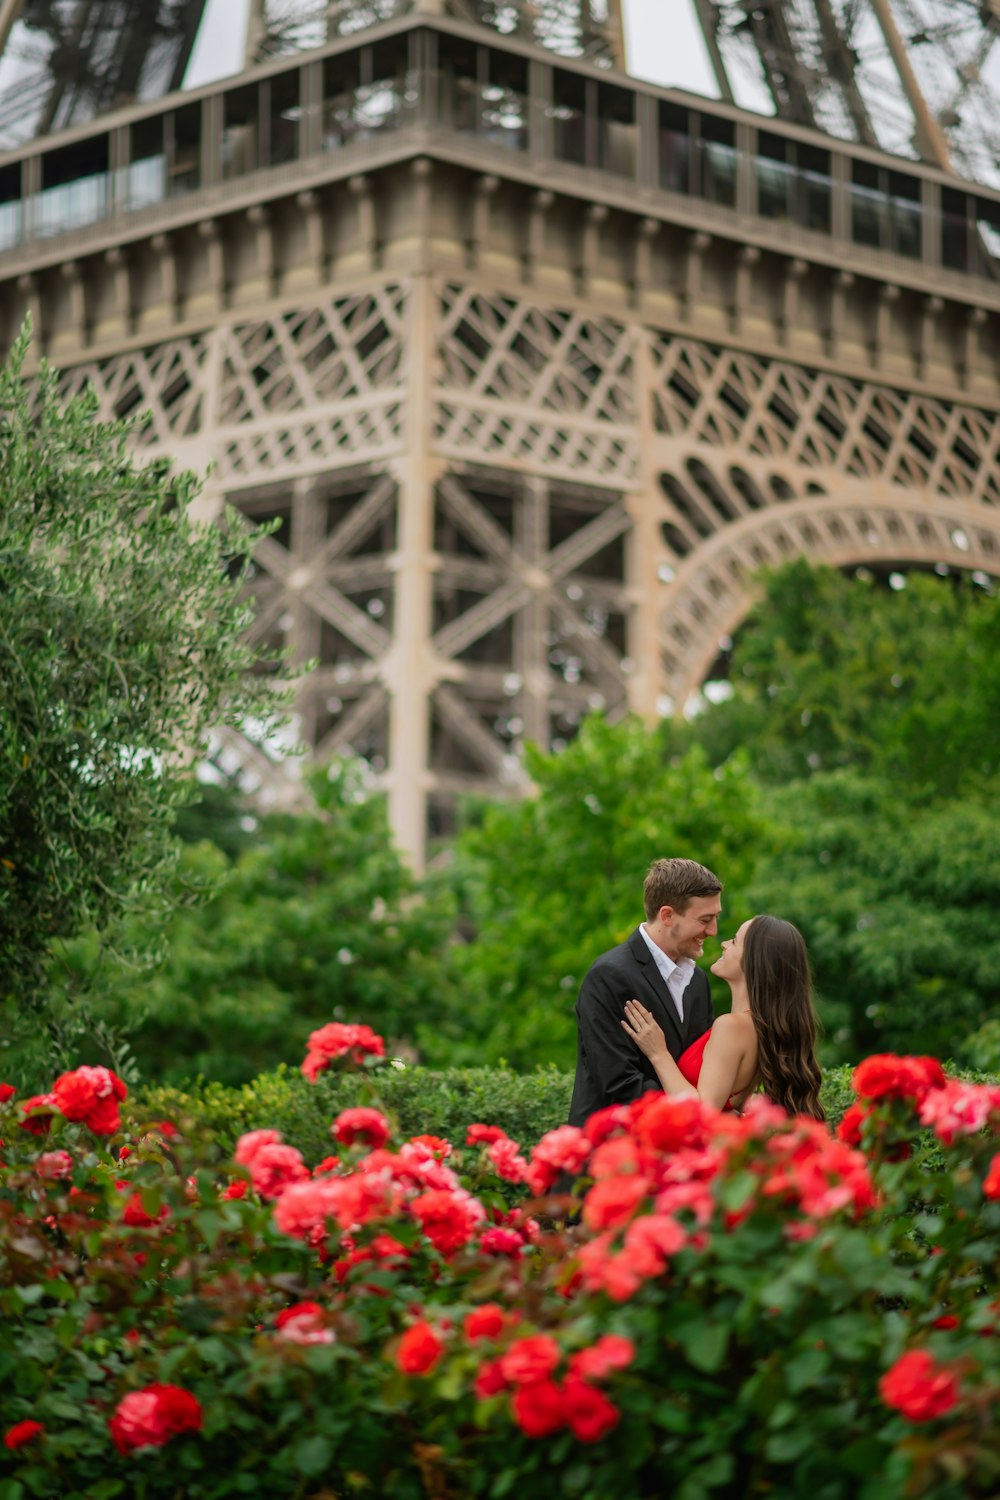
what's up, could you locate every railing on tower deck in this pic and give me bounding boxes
[0,13,998,287]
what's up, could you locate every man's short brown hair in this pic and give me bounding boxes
[643,858,723,921]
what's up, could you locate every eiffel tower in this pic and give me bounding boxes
[1,0,997,866]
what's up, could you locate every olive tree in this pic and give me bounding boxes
[0,327,284,1017]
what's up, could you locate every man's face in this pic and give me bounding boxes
[660,894,722,963]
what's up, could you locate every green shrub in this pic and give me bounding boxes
[3,1058,1000,1499]
[35,763,458,1092]
[136,1061,1000,1165]
[135,1062,577,1163]
[961,1017,1000,1075]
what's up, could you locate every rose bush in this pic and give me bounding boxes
[1,1046,998,1499]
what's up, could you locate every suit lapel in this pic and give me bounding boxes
[679,970,701,1045]
[627,928,684,1054]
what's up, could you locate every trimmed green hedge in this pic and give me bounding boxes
[131,1060,971,1162]
[134,1062,577,1163]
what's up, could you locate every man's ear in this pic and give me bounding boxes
[657,905,676,925]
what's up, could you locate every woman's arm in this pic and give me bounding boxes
[621,1002,748,1111]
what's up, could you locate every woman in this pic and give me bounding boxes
[621,914,824,1119]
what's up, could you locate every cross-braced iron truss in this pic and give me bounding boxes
[696,0,1000,187]
[6,1,997,862]
[54,275,1000,854]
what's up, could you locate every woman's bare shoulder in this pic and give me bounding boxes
[709,1012,756,1050]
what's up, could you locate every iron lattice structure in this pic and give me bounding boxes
[252,1,624,65]
[0,5,998,863]
[0,0,623,151]
[0,0,209,148]
[693,0,1000,187]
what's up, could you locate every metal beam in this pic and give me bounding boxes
[689,0,736,104]
[245,0,267,66]
[869,0,952,171]
[605,0,626,72]
[0,0,23,61]
[749,0,819,128]
[810,0,879,148]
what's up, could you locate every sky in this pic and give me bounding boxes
[185,0,720,96]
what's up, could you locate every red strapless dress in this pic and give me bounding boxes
[675,1030,737,1111]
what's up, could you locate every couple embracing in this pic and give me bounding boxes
[568,858,823,1127]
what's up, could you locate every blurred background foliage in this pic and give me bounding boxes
[6,558,1000,1092]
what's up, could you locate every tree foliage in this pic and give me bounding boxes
[40,763,458,1089]
[681,559,1000,1064]
[693,559,1000,795]
[443,716,766,1071]
[0,328,284,1014]
[746,772,1000,1063]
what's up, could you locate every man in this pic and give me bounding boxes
[567,857,723,1127]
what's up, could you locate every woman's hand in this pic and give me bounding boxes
[621,999,668,1062]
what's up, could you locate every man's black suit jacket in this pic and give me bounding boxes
[567,927,714,1127]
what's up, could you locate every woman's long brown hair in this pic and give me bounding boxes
[742,915,824,1120]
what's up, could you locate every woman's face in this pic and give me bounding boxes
[710,918,754,983]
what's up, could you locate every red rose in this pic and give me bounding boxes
[474,1358,508,1399]
[0,1083,16,1104]
[234,1129,283,1166]
[108,1385,202,1455]
[332,1107,391,1150]
[84,1096,123,1135]
[4,1420,44,1450]
[511,1379,566,1438]
[632,1093,708,1153]
[623,1214,686,1275]
[275,1300,325,1329]
[397,1321,444,1376]
[301,1022,385,1082]
[312,1155,341,1176]
[122,1192,170,1229]
[487,1136,529,1183]
[527,1126,592,1195]
[984,1154,1000,1200]
[409,1134,451,1159]
[582,1103,631,1146]
[248,1143,310,1201]
[466,1123,508,1145]
[582,1174,651,1232]
[852,1054,945,1104]
[52,1066,127,1134]
[464,1304,506,1342]
[500,1334,561,1386]
[274,1301,333,1346]
[479,1226,525,1257]
[35,1149,74,1180]
[18,1094,59,1135]
[563,1377,621,1442]
[919,1081,1000,1145]
[879,1350,959,1422]
[409,1188,485,1256]
[836,1102,871,1147]
[568,1334,635,1383]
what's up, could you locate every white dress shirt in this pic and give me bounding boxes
[638,924,695,1023]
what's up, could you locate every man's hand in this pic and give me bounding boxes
[621,999,668,1062]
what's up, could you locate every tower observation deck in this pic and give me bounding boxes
[0,0,998,864]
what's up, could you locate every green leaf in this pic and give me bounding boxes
[294,1434,333,1477]
[677,1321,729,1375]
[783,1347,830,1394]
[764,1427,816,1463]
